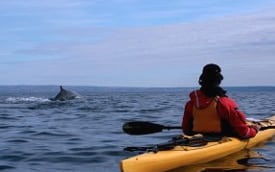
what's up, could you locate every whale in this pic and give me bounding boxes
[50,86,80,101]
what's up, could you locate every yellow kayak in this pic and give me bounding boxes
[120,116,275,172]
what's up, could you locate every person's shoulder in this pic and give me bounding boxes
[189,89,207,98]
[188,89,199,95]
[218,96,238,108]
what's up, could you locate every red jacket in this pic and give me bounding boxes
[182,90,257,138]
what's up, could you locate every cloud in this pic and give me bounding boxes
[47,9,275,65]
[1,1,275,86]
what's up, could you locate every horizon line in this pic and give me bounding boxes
[0,84,274,88]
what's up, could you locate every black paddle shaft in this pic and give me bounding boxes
[122,121,182,135]
[123,115,275,135]
[124,135,208,152]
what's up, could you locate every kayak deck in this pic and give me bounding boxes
[120,128,275,172]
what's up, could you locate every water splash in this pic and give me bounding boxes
[6,97,50,103]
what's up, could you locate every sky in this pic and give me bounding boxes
[1,0,275,87]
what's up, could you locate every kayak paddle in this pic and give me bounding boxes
[122,121,182,135]
[124,135,208,152]
[122,121,275,135]
[123,118,275,135]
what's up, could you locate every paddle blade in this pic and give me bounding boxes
[123,121,164,135]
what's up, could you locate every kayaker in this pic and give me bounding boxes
[182,63,261,138]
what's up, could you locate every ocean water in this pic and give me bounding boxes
[0,86,274,172]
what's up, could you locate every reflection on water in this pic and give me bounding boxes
[168,142,274,172]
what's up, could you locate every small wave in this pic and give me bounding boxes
[26,152,106,164]
[77,106,104,112]
[0,125,13,129]
[33,131,75,137]
[0,155,26,161]
[6,139,29,143]
[137,106,170,113]
[0,165,15,170]
[6,97,50,103]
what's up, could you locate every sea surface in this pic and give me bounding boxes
[0,86,274,172]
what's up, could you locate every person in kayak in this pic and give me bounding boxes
[182,63,260,138]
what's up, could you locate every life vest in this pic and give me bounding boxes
[192,97,221,133]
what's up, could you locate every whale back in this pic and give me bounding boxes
[50,86,80,101]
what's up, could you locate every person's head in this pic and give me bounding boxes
[199,63,223,87]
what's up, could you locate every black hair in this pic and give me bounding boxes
[199,64,227,97]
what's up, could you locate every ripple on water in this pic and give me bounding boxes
[26,151,107,164]
[0,165,16,170]
[6,139,29,143]
[0,155,26,161]
[32,131,75,137]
